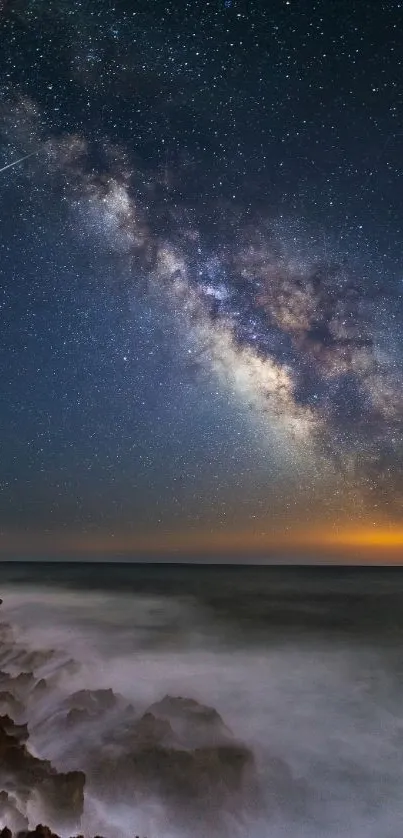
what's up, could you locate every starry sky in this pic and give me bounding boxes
[0,0,402,560]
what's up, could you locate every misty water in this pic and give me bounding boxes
[0,563,403,838]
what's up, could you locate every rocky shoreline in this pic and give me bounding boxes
[0,606,271,837]
[0,600,308,837]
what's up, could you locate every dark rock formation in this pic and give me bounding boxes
[57,689,136,740]
[38,773,85,826]
[0,674,35,702]
[1,652,55,674]
[123,711,176,749]
[85,694,260,825]
[0,715,29,743]
[146,694,234,747]
[65,690,117,714]
[0,791,28,833]
[0,714,85,828]
[18,827,60,838]
[61,689,131,726]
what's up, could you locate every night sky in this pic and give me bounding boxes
[0,0,402,559]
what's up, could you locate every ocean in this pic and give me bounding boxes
[0,562,402,838]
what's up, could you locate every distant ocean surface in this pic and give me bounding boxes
[0,562,403,838]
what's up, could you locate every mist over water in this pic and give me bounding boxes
[0,564,403,838]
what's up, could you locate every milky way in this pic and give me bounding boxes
[37,123,401,513]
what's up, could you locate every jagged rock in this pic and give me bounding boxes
[146,694,233,747]
[61,689,132,733]
[38,772,85,826]
[124,711,176,748]
[15,651,56,672]
[19,825,60,838]
[65,689,118,714]
[0,715,85,828]
[86,696,259,821]
[0,674,35,701]
[131,740,254,803]
[65,708,89,728]
[0,791,28,833]
[9,676,33,693]
[1,651,52,673]
[0,715,29,743]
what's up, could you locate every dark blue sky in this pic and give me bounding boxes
[0,0,402,556]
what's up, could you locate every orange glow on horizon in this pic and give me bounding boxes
[318,526,403,550]
[0,522,403,560]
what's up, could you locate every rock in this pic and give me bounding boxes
[16,651,56,672]
[0,715,29,743]
[65,689,118,714]
[20,825,60,838]
[1,651,50,673]
[0,674,35,701]
[146,694,233,747]
[86,695,259,826]
[61,689,132,734]
[0,791,28,833]
[123,711,176,749]
[38,772,85,827]
[65,708,90,728]
[129,741,255,803]
[0,715,85,828]
[11,675,34,693]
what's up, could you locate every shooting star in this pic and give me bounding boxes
[0,151,37,175]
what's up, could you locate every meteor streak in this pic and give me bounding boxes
[0,151,37,174]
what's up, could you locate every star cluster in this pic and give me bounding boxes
[0,0,402,555]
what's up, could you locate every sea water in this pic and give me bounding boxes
[0,562,402,838]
